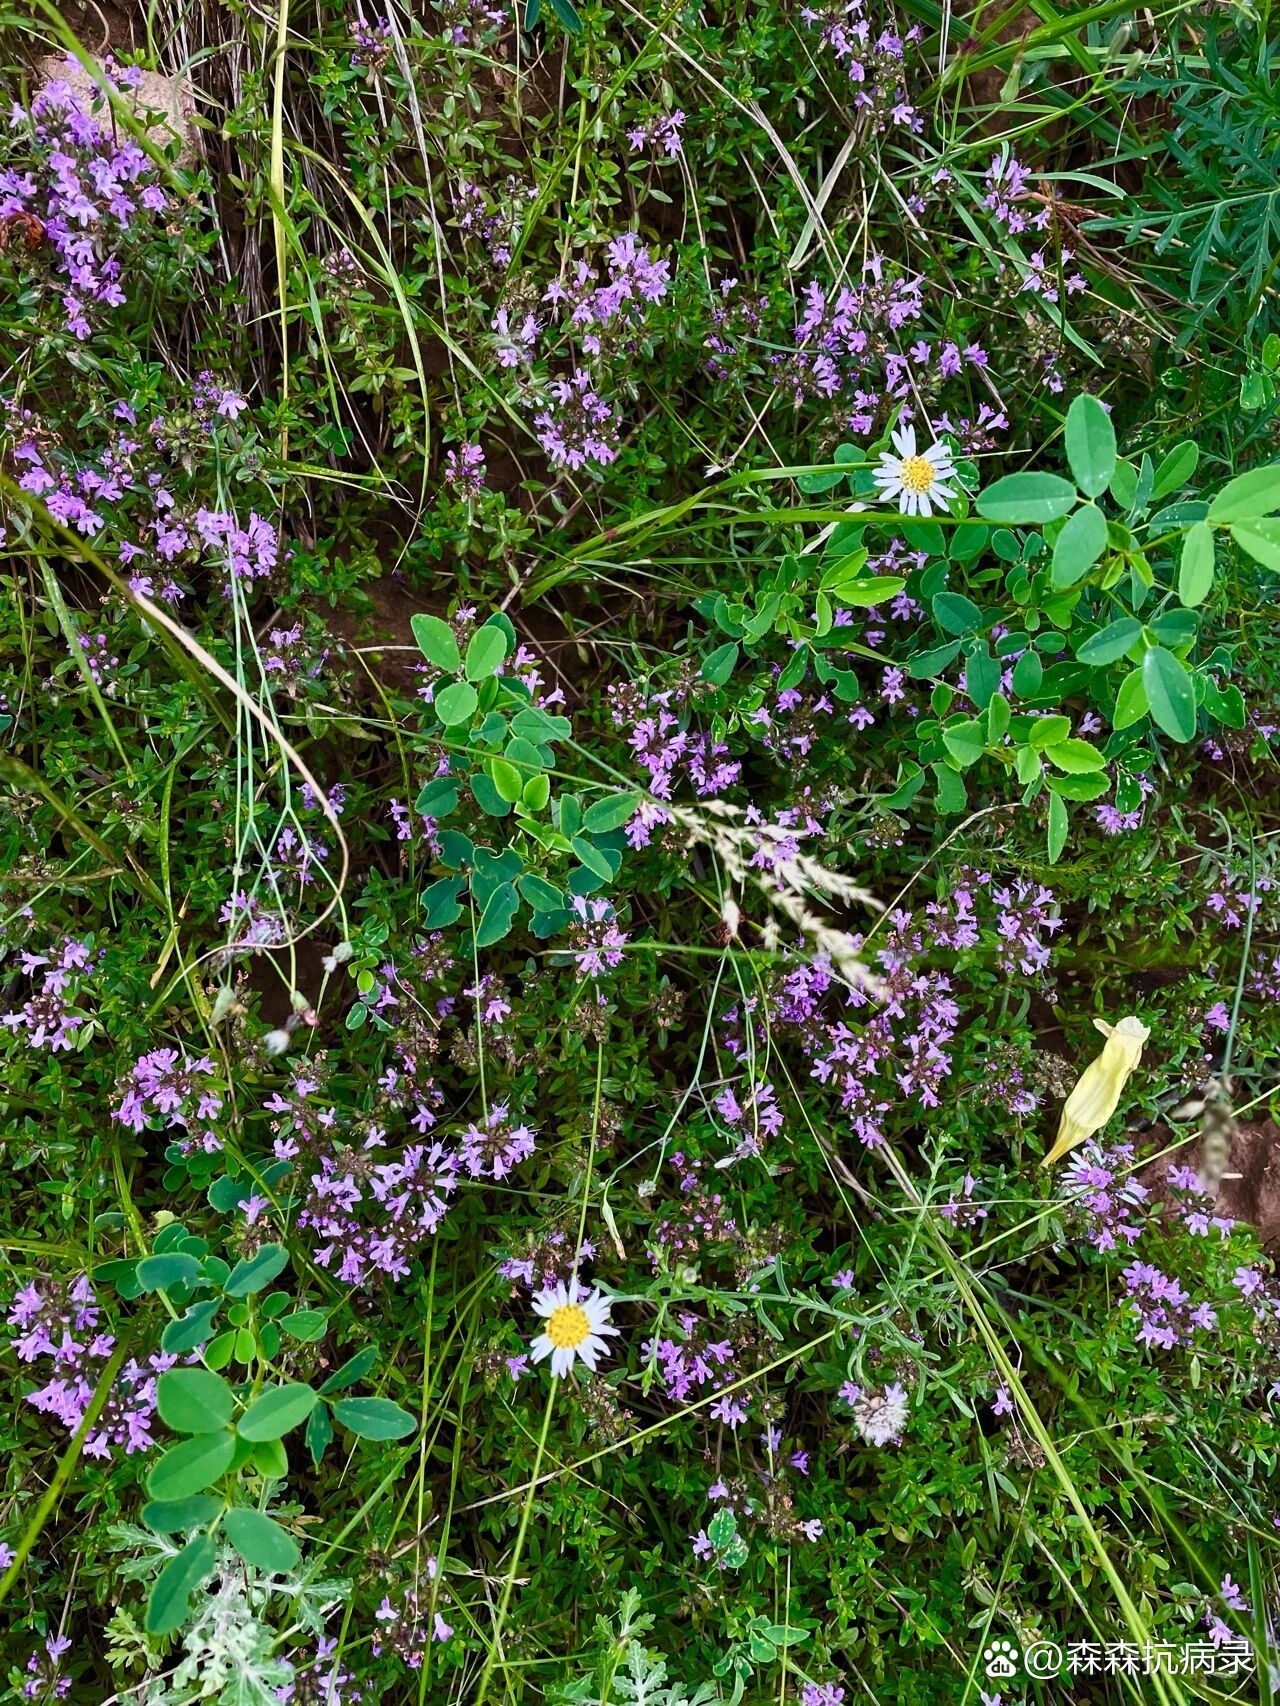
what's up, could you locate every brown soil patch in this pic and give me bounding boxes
[1141,1120,1280,1252]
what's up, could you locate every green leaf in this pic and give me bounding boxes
[1151,440,1198,500]
[225,1244,289,1298]
[162,1300,222,1356]
[422,876,465,928]
[1026,715,1071,749]
[306,1400,334,1467]
[516,873,563,910]
[941,719,986,769]
[222,1508,300,1574]
[707,1507,738,1548]
[410,614,460,674]
[1230,517,1280,573]
[1178,523,1215,607]
[435,681,478,727]
[906,640,963,679]
[157,1369,234,1436]
[415,777,459,819]
[1208,466,1280,523]
[148,1431,236,1501]
[976,472,1077,525]
[465,623,509,681]
[1051,503,1108,588]
[331,1397,417,1440]
[141,1495,222,1533]
[570,836,614,881]
[582,793,639,833]
[146,1534,217,1636]
[1011,650,1043,697]
[1046,772,1111,801]
[1047,793,1069,864]
[1112,667,1148,730]
[280,1309,328,1342]
[1044,738,1107,774]
[470,773,512,817]
[963,647,1001,710]
[932,591,982,635]
[1142,646,1197,742]
[701,642,738,686]
[475,881,520,948]
[237,1383,318,1442]
[489,757,525,804]
[137,1253,201,1293]
[828,575,906,607]
[251,1439,288,1479]
[522,773,550,811]
[318,1348,379,1395]
[931,762,968,814]
[1077,618,1142,666]
[1065,394,1116,497]
[547,0,583,31]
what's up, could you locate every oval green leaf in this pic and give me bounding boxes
[330,1397,418,1440]
[237,1382,318,1443]
[410,613,460,674]
[1065,394,1117,498]
[145,1534,217,1636]
[225,1244,289,1299]
[976,472,1077,525]
[148,1430,236,1501]
[1142,646,1197,742]
[1178,523,1215,607]
[222,1508,301,1574]
[157,1368,235,1436]
[1051,503,1108,588]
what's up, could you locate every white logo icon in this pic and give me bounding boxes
[982,1640,1019,1679]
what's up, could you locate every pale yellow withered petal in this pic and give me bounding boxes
[1041,1014,1150,1168]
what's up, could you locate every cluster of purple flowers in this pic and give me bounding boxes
[983,154,1050,236]
[21,1634,72,1702]
[113,1046,225,1147]
[349,13,392,72]
[278,1635,358,1705]
[1060,1144,1149,1252]
[1122,1260,1218,1350]
[451,176,530,267]
[2,61,170,339]
[444,441,486,498]
[800,1,922,132]
[372,1568,453,1667]
[607,679,741,839]
[566,895,627,976]
[8,1276,171,1458]
[1,937,98,1051]
[532,367,620,472]
[645,1311,738,1408]
[788,259,994,443]
[457,1102,537,1180]
[268,1074,459,1287]
[493,235,670,473]
[646,1152,740,1270]
[435,0,505,47]
[6,387,278,603]
[626,111,685,157]
[499,1228,596,1293]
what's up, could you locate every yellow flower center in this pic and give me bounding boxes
[546,1302,591,1349]
[898,454,936,495]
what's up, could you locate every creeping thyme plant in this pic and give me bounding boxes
[5,1,1280,1701]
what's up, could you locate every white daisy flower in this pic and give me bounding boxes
[529,1279,619,1377]
[872,425,957,518]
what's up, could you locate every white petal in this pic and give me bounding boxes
[891,425,916,457]
[530,1334,552,1363]
[916,492,934,517]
